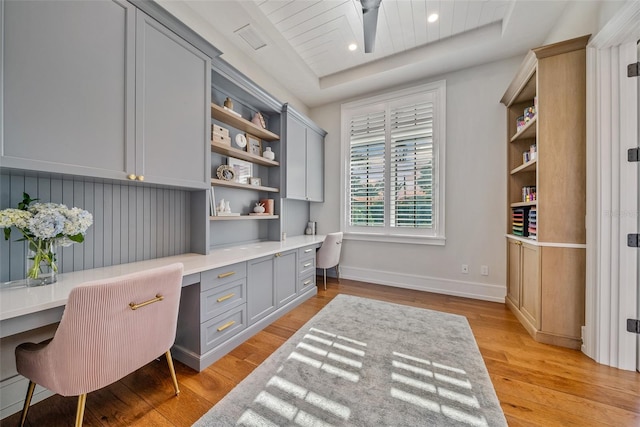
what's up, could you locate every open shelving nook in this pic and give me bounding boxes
[207,59,284,249]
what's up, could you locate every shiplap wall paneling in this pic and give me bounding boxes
[0,173,191,282]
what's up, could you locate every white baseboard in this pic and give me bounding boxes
[340,266,506,303]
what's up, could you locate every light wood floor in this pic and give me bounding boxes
[3,278,640,426]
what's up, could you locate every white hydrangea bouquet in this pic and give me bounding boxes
[0,193,93,284]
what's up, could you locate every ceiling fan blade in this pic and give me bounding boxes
[360,0,382,53]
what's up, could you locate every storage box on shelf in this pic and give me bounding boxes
[501,35,589,349]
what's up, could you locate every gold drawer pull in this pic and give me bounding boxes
[275,253,282,258]
[303,262,312,268]
[303,279,312,286]
[217,271,235,279]
[129,294,163,310]
[217,320,235,332]
[304,248,313,253]
[217,293,235,303]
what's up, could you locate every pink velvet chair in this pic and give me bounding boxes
[316,232,343,290]
[15,263,184,427]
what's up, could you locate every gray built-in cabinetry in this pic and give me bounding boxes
[0,0,211,189]
[283,104,327,202]
[173,243,319,372]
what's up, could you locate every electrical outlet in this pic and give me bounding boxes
[461,264,469,274]
[481,265,489,276]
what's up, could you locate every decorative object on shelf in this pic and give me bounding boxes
[216,165,235,181]
[223,97,233,110]
[262,146,275,161]
[235,133,247,149]
[530,144,537,160]
[305,221,317,235]
[246,133,262,156]
[209,187,217,216]
[251,112,266,129]
[249,177,262,186]
[0,192,93,286]
[228,157,253,184]
[217,199,226,214]
[522,186,536,202]
[212,124,230,146]
[524,106,536,121]
[253,202,265,213]
[224,200,231,213]
[516,115,526,132]
[260,199,274,215]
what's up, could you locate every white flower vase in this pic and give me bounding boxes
[262,147,275,161]
[26,240,57,286]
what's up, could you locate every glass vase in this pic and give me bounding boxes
[26,240,58,286]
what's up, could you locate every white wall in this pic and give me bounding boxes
[309,56,523,302]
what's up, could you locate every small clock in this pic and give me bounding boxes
[235,134,247,148]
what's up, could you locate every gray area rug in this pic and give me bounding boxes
[194,294,507,427]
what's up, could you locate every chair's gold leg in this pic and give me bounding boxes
[19,381,36,427]
[165,350,180,396]
[75,394,87,427]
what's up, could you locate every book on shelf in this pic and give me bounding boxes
[209,187,217,216]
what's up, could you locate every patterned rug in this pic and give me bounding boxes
[194,294,506,426]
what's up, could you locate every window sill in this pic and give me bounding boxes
[344,232,446,246]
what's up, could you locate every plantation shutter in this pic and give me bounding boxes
[348,110,386,227]
[389,101,434,228]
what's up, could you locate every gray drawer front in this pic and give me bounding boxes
[299,257,315,277]
[201,305,246,353]
[298,273,316,293]
[201,262,247,292]
[201,278,246,322]
[298,245,317,260]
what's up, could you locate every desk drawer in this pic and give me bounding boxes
[298,245,317,261]
[299,257,315,277]
[201,305,246,353]
[298,273,315,293]
[201,262,247,292]
[201,278,246,322]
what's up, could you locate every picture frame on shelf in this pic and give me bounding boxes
[228,157,253,184]
[249,177,262,186]
[246,133,262,156]
[216,165,235,181]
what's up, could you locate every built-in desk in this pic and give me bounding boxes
[0,235,324,418]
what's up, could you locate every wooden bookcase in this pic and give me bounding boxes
[501,35,589,349]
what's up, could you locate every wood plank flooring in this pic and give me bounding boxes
[3,278,639,426]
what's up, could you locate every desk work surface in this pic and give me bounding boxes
[1,235,325,322]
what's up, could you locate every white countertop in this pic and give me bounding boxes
[0,235,325,322]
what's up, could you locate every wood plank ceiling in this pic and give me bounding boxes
[254,0,510,77]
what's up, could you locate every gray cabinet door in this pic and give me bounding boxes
[285,114,307,200]
[135,11,210,189]
[247,255,276,325]
[275,250,297,307]
[306,128,324,202]
[1,0,135,179]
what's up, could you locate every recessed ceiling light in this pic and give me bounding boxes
[428,13,439,23]
[348,43,358,51]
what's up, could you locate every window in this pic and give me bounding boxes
[341,81,446,244]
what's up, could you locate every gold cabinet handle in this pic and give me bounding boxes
[304,248,313,253]
[217,320,235,332]
[218,271,235,279]
[217,293,235,303]
[129,294,163,310]
[127,174,136,180]
[275,253,281,257]
[137,175,144,181]
[303,262,312,268]
[303,279,312,286]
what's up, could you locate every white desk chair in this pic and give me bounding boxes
[316,232,343,290]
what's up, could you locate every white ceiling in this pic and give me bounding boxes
[172,0,573,108]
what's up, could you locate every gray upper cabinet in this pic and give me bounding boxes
[135,11,210,188]
[1,0,135,179]
[1,0,210,189]
[283,104,327,202]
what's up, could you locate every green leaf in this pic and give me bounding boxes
[68,234,84,243]
[3,228,10,241]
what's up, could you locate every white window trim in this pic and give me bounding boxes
[340,81,446,245]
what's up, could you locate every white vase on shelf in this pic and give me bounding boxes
[262,146,275,161]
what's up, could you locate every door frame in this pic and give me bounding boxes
[584,0,640,370]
